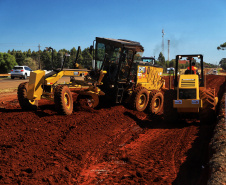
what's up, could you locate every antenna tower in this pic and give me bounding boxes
[162,29,165,56]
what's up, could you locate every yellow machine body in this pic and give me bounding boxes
[136,64,165,91]
[173,74,203,113]
[27,70,45,100]
[26,69,105,101]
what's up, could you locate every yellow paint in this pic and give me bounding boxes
[175,74,202,113]
[136,65,164,91]
[27,70,45,100]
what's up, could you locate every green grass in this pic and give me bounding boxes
[0,88,17,93]
[0,76,10,80]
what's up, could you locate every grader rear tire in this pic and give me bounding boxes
[132,87,149,112]
[17,82,38,110]
[148,90,164,114]
[54,85,73,115]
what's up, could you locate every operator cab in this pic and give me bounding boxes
[141,57,155,65]
[90,37,144,103]
[174,54,204,88]
[94,37,144,84]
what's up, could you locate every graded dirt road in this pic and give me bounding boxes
[0,75,225,184]
[0,77,71,91]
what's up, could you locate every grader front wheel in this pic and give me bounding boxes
[17,82,38,110]
[54,85,73,115]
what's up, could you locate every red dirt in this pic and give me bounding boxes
[0,75,225,184]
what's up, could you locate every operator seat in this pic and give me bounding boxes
[185,69,194,74]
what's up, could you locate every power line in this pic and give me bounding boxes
[0,43,40,47]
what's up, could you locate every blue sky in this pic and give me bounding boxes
[0,0,225,64]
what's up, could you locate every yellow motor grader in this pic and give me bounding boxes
[171,54,218,123]
[17,37,165,115]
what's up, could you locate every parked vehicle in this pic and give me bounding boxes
[11,66,32,79]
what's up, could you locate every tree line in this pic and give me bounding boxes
[217,42,226,70]
[0,46,221,74]
[0,47,92,73]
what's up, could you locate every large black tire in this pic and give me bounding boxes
[54,85,73,115]
[17,82,38,110]
[148,90,164,115]
[163,90,178,123]
[86,95,99,108]
[132,87,149,112]
[11,76,15,79]
[77,94,99,108]
[24,74,27,79]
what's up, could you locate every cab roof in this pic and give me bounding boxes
[96,37,144,52]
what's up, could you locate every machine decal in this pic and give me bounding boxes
[192,100,199,104]
[139,67,146,73]
[175,100,182,104]
[74,72,79,75]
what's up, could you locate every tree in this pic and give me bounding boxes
[219,58,226,70]
[68,47,77,68]
[27,49,32,57]
[169,59,176,67]
[217,42,226,50]
[40,50,52,70]
[15,51,26,65]
[158,52,165,65]
[24,57,39,70]
[0,53,17,73]
[157,52,166,72]
[82,47,92,68]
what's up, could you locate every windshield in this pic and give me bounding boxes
[142,58,154,63]
[13,67,23,70]
[96,42,121,70]
[134,52,143,62]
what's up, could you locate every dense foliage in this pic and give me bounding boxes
[219,58,226,70]
[0,47,219,73]
[4,47,92,72]
[217,42,226,50]
[217,42,226,70]
[0,53,17,73]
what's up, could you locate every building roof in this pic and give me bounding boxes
[179,60,189,64]
[96,37,144,52]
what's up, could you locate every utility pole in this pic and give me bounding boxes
[168,40,170,61]
[38,44,41,69]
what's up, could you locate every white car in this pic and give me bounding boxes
[10,66,32,79]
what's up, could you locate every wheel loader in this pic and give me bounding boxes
[17,37,165,115]
[170,54,218,123]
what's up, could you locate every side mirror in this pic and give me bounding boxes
[89,45,93,54]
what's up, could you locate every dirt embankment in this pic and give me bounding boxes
[208,93,226,185]
[0,75,225,184]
